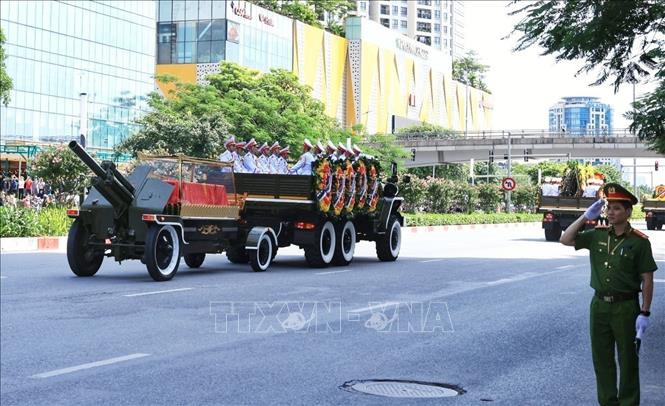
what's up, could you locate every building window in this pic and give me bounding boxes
[434,23,440,32]
[359,2,367,12]
[434,10,441,19]
[443,39,448,47]
[444,12,448,20]
[392,5,398,14]
[417,22,431,32]
[443,26,448,34]
[380,5,389,15]
[392,19,398,29]
[380,18,390,28]
[417,9,432,19]
[401,20,407,29]
[417,0,432,5]
[416,35,431,45]
[433,37,440,46]
[400,7,407,17]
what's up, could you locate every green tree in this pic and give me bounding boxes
[510,1,664,153]
[395,123,458,138]
[251,0,354,35]
[361,132,408,172]
[0,27,13,106]
[117,110,230,158]
[452,50,491,93]
[30,145,91,194]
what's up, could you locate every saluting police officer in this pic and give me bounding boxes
[560,183,657,406]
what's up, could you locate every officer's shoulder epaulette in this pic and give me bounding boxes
[631,229,649,239]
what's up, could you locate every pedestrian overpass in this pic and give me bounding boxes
[395,129,663,168]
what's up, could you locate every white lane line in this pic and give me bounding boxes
[315,269,352,275]
[0,276,7,279]
[123,288,193,297]
[420,259,443,263]
[556,265,577,270]
[31,353,150,378]
[349,301,400,313]
[654,279,665,283]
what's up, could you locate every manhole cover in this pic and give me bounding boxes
[340,379,465,398]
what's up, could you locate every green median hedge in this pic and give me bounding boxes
[0,207,73,238]
[404,212,542,226]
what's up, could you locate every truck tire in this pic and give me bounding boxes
[145,224,181,282]
[249,232,274,272]
[304,221,336,268]
[67,219,104,277]
[332,220,356,266]
[646,219,655,230]
[226,245,249,264]
[544,223,562,241]
[184,253,206,268]
[376,215,401,261]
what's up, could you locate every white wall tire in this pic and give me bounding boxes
[249,232,273,272]
[145,224,181,281]
[332,220,356,266]
[376,215,401,262]
[304,221,336,268]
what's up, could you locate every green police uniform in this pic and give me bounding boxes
[575,220,657,406]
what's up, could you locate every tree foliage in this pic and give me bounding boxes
[251,0,355,36]
[452,50,491,93]
[30,145,91,194]
[509,0,665,153]
[0,27,13,106]
[396,123,458,138]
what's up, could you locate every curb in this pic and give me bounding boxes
[1,236,67,253]
[404,222,541,233]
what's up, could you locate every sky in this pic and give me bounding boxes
[463,1,663,186]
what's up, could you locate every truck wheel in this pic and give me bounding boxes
[67,219,104,277]
[376,215,401,261]
[657,223,663,231]
[249,232,274,272]
[544,223,562,241]
[184,253,206,268]
[226,245,249,264]
[304,221,336,268]
[145,224,181,282]
[332,220,356,266]
[646,219,655,230]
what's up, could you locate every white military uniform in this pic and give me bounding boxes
[257,154,271,173]
[290,151,315,175]
[243,153,258,173]
[234,154,246,173]
[219,150,236,172]
[275,156,288,174]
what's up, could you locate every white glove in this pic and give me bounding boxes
[584,199,604,220]
[636,314,649,333]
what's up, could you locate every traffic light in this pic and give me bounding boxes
[489,150,494,163]
[523,149,528,162]
[656,161,659,171]
[411,148,416,161]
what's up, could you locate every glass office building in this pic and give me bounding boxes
[549,96,613,136]
[0,0,156,150]
[156,0,292,73]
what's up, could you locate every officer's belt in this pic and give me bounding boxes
[594,291,639,303]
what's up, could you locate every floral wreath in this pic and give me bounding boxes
[344,160,356,212]
[366,159,381,212]
[354,159,368,211]
[313,158,333,213]
[331,160,347,216]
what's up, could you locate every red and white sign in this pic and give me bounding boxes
[501,177,516,191]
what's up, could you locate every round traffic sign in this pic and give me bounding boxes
[502,177,516,191]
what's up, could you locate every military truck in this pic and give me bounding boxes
[537,193,599,241]
[66,142,403,281]
[643,184,665,230]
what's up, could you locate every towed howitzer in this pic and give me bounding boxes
[69,141,135,218]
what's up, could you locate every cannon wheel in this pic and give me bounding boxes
[332,220,356,266]
[145,224,181,281]
[184,253,206,268]
[304,221,336,268]
[544,223,562,241]
[376,215,401,262]
[249,232,274,272]
[226,245,249,264]
[67,220,104,277]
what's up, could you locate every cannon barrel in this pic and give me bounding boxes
[68,141,134,212]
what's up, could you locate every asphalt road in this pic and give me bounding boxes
[1,223,664,405]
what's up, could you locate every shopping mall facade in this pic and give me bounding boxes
[155,0,493,134]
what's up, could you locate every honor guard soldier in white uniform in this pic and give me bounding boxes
[268,142,281,173]
[336,143,348,161]
[352,144,363,162]
[326,141,338,161]
[233,141,247,173]
[289,139,315,175]
[256,142,271,173]
[276,147,289,174]
[218,136,237,172]
[242,139,259,173]
[313,141,326,159]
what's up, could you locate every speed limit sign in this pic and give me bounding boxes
[501,177,516,191]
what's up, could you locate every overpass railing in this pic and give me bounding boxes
[395,128,634,141]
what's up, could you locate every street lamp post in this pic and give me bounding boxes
[506,132,512,213]
[79,92,88,148]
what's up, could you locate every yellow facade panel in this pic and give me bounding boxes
[327,35,348,119]
[302,25,324,90]
[456,83,466,131]
[155,64,197,97]
[361,42,379,129]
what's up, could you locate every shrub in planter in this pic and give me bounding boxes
[477,182,503,213]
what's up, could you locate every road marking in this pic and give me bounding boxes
[123,288,193,297]
[419,259,443,263]
[315,269,352,275]
[654,279,665,283]
[349,301,400,313]
[556,265,576,270]
[31,353,150,378]
[0,276,6,279]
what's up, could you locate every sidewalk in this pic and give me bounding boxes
[1,236,68,253]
